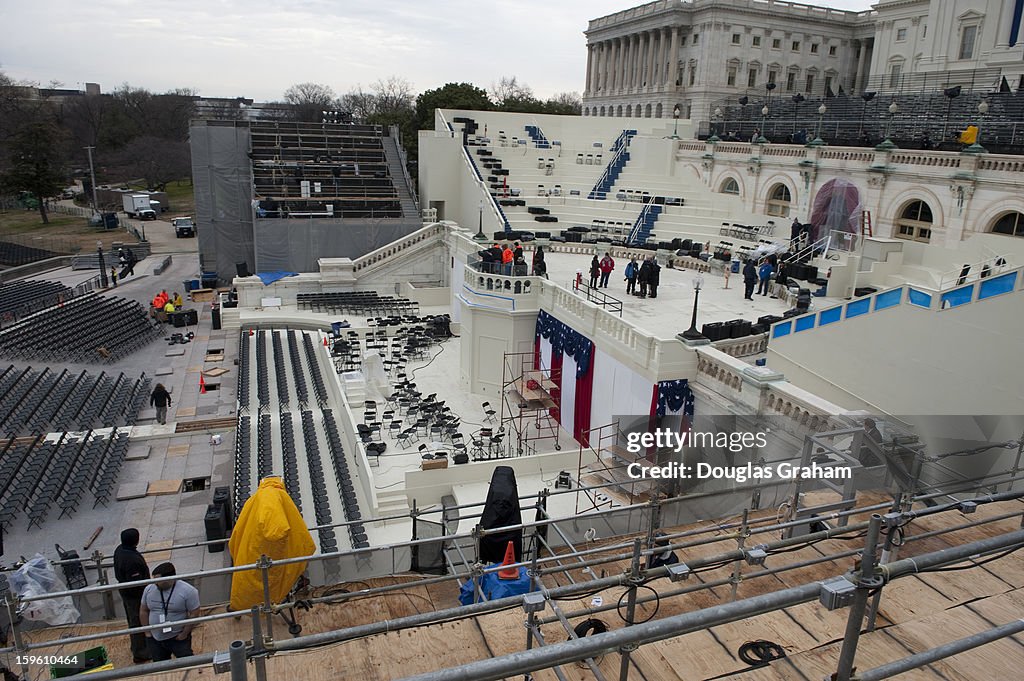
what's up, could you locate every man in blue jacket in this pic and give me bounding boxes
[757,259,775,296]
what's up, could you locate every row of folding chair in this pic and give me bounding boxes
[301,410,336,552]
[300,333,329,405]
[279,414,301,512]
[92,431,129,508]
[238,332,252,410]
[272,331,291,407]
[322,409,368,548]
[256,331,270,408]
[235,416,252,502]
[257,413,273,480]
[286,331,309,404]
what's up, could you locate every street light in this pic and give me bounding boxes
[708,107,722,143]
[680,274,708,342]
[757,105,769,144]
[473,200,486,241]
[672,105,681,139]
[808,103,827,147]
[84,146,99,215]
[97,240,108,289]
[876,101,899,151]
[964,99,989,154]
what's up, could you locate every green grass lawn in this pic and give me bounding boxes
[0,209,130,253]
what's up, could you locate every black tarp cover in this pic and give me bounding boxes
[479,466,523,564]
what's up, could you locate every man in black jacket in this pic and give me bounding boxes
[113,528,151,663]
[742,259,757,300]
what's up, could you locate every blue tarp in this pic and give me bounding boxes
[458,566,531,605]
[256,271,299,285]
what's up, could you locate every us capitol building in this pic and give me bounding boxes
[583,0,1024,120]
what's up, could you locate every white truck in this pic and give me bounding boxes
[171,216,195,238]
[122,194,157,220]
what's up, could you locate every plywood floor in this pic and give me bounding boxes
[18,493,1024,681]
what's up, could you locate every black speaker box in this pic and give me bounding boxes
[235,262,251,278]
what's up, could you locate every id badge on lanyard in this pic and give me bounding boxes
[159,583,176,634]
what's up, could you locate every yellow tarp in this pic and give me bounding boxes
[228,477,315,611]
[959,125,978,145]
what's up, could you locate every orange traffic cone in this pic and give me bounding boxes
[199,374,207,394]
[497,541,519,580]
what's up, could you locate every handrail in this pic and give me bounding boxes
[570,279,624,317]
[588,130,635,200]
[937,253,1011,289]
[626,200,657,245]
[461,145,511,233]
[388,124,419,207]
[789,232,832,264]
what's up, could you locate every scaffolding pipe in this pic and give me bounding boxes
[8,491,1021,661]
[229,639,248,681]
[391,528,1024,681]
[617,539,643,681]
[856,618,1024,681]
[538,547,863,626]
[834,515,883,681]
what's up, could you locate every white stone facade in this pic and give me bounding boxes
[584,0,1024,121]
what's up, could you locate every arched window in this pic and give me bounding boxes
[720,178,740,195]
[600,106,606,116]
[992,211,1024,237]
[645,103,652,118]
[583,107,590,116]
[766,183,792,217]
[626,104,633,117]
[656,103,663,118]
[616,105,623,116]
[895,200,933,242]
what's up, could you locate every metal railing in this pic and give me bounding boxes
[937,252,1012,289]
[570,278,624,317]
[4,456,1023,681]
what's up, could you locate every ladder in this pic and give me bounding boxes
[860,210,873,238]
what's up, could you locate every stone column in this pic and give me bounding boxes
[599,41,609,91]
[855,39,868,92]
[623,35,633,93]
[626,34,634,90]
[669,26,681,91]
[658,28,668,90]
[611,38,621,93]
[585,44,594,96]
[645,31,655,92]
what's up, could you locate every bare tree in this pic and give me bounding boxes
[372,77,415,116]
[114,135,191,191]
[490,76,534,108]
[337,86,376,120]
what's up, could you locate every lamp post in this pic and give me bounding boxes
[808,103,827,146]
[84,145,99,215]
[876,101,899,151]
[680,275,707,342]
[708,107,722,142]
[757,105,769,144]
[672,105,681,139]
[473,200,486,241]
[97,240,108,289]
[965,99,989,154]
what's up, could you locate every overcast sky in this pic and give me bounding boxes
[1,0,875,102]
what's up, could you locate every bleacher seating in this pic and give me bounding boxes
[297,292,418,316]
[0,280,73,327]
[0,366,150,437]
[0,294,160,363]
[0,241,59,267]
[0,429,131,529]
[249,121,403,219]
